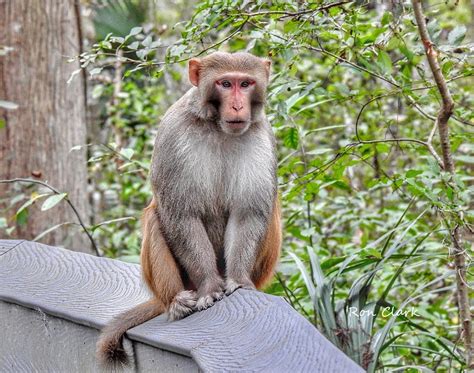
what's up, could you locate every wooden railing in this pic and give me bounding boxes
[0,240,363,372]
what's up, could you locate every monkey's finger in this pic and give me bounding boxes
[196,291,224,311]
[225,278,256,296]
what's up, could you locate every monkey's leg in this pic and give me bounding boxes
[224,210,269,295]
[141,200,197,320]
[203,216,227,272]
[159,210,225,311]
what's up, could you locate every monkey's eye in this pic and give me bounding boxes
[221,80,232,88]
[241,81,250,88]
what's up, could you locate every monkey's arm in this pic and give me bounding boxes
[158,209,225,310]
[223,208,269,294]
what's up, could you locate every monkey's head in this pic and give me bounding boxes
[188,52,271,136]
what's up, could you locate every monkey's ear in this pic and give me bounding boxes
[188,58,201,86]
[262,59,272,81]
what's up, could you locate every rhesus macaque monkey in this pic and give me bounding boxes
[97,51,281,367]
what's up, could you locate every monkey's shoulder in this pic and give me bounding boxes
[158,88,195,125]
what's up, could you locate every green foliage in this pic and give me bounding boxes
[92,0,147,40]
[76,0,474,369]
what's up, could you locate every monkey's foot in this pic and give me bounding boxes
[225,278,256,296]
[168,290,197,321]
[196,291,224,311]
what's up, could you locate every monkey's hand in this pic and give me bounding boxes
[225,277,256,296]
[196,277,225,311]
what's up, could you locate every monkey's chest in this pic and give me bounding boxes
[183,142,271,211]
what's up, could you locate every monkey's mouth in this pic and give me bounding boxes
[226,120,247,128]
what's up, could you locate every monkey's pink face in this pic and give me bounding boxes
[215,74,256,135]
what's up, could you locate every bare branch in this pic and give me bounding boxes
[305,43,399,88]
[354,94,444,168]
[240,1,351,18]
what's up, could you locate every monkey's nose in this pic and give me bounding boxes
[232,104,243,112]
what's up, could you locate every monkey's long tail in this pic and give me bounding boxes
[96,298,165,369]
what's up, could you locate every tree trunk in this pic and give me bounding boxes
[413,0,473,367]
[0,0,92,254]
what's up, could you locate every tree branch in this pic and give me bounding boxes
[412,0,473,368]
[353,94,444,168]
[0,178,100,257]
[240,1,351,18]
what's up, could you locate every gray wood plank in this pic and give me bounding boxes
[130,290,362,372]
[0,240,363,372]
[0,300,198,373]
[0,239,149,329]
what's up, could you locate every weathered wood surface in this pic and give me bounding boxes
[0,301,197,372]
[0,240,363,372]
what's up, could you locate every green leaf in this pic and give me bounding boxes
[377,51,393,74]
[456,155,474,164]
[442,60,454,76]
[365,248,382,259]
[399,45,414,61]
[288,252,316,303]
[448,25,466,45]
[295,98,336,115]
[406,169,423,178]
[110,36,124,44]
[128,41,139,50]
[91,217,136,231]
[128,26,142,37]
[33,222,72,242]
[16,208,28,226]
[306,148,333,156]
[285,92,305,113]
[120,148,134,160]
[89,67,103,76]
[142,36,152,48]
[136,48,150,60]
[320,256,346,270]
[381,12,392,26]
[16,193,49,216]
[284,127,299,149]
[41,193,67,211]
[300,226,316,238]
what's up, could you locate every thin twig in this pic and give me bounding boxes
[353,94,444,168]
[240,1,351,18]
[275,272,312,320]
[0,178,100,256]
[148,18,249,67]
[452,115,474,127]
[308,42,400,88]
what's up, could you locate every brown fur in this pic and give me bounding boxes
[96,299,165,368]
[252,200,282,289]
[141,198,185,304]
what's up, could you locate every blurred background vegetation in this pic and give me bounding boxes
[1,0,473,371]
